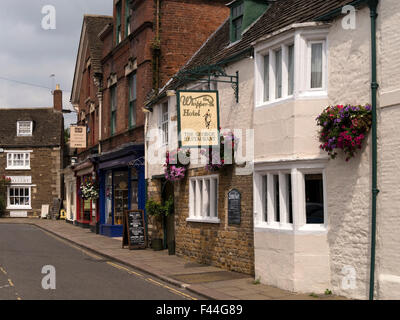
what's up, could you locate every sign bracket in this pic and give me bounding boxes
[174,65,239,103]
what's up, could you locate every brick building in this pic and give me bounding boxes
[70,0,230,237]
[0,88,64,218]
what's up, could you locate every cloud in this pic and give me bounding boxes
[0,0,113,127]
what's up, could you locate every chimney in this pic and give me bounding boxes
[53,84,63,112]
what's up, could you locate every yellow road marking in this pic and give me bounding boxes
[0,267,7,275]
[107,261,144,277]
[8,279,14,287]
[146,278,197,300]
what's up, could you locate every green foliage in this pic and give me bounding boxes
[325,289,332,295]
[146,196,174,218]
[0,177,11,217]
[0,196,5,217]
[252,277,261,285]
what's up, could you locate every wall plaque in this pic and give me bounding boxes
[228,189,241,225]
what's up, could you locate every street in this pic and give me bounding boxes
[0,224,200,300]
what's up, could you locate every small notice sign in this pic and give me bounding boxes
[228,189,241,225]
[122,210,147,250]
[70,126,87,148]
[177,90,220,148]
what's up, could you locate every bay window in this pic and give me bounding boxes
[255,27,328,107]
[255,162,327,231]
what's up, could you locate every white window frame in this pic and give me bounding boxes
[17,121,33,136]
[6,151,32,170]
[7,185,32,210]
[254,160,327,233]
[306,40,327,92]
[255,27,329,108]
[159,102,169,146]
[187,175,219,223]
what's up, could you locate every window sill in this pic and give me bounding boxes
[186,217,220,224]
[298,224,326,232]
[256,96,294,109]
[297,90,328,99]
[255,222,327,234]
[255,222,294,231]
[6,167,31,171]
[7,206,31,210]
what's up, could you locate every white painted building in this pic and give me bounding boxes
[145,0,400,299]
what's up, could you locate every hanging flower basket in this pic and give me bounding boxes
[316,104,372,161]
[164,148,191,181]
[200,130,239,171]
[80,179,99,200]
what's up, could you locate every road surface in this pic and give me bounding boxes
[0,223,201,300]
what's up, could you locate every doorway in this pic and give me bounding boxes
[162,180,175,254]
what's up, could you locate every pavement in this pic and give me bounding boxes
[0,218,346,300]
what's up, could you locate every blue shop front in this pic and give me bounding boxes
[98,143,145,237]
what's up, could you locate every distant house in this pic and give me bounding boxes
[0,87,64,217]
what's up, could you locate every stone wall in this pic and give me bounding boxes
[174,166,254,275]
[0,147,62,217]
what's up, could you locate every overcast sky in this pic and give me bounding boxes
[0,0,113,127]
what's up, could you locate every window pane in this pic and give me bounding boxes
[275,49,282,98]
[305,174,324,224]
[274,175,280,222]
[162,103,168,144]
[264,55,269,102]
[311,43,323,88]
[233,17,242,41]
[130,74,137,102]
[286,174,293,223]
[263,175,268,222]
[288,45,294,95]
[213,179,218,218]
[130,101,136,127]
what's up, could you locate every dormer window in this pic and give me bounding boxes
[17,121,33,136]
[230,1,244,42]
[229,0,269,44]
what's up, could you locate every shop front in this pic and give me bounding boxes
[74,159,99,230]
[98,144,145,237]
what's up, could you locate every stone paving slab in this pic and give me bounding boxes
[0,218,346,300]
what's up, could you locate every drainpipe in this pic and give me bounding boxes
[97,91,103,155]
[368,0,379,301]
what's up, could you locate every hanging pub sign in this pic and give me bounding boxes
[70,125,87,148]
[177,90,220,148]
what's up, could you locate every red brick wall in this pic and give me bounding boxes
[158,0,229,87]
[78,0,229,157]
